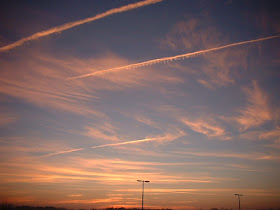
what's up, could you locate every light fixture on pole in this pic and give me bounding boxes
[137,180,150,210]
[234,194,243,210]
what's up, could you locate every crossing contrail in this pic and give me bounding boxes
[0,0,162,53]
[66,35,280,80]
[41,137,161,157]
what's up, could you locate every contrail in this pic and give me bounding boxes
[40,137,160,157]
[41,148,85,158]
[0,0,162,53]
[67,35,280,80]
[90,137,159,149]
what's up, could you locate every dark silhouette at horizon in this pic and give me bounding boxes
[1,203,280,210]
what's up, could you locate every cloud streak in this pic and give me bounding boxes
[181,118,225,137]
[0,0,163,53]
[67,35,280,80]
[236,81,271,130]
[41,136,171,157]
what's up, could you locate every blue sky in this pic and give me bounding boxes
[0,0,280,209]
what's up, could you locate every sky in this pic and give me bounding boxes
[0,0,280,209]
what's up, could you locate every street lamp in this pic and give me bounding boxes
[137,180,150,210]
[234,194,243,210]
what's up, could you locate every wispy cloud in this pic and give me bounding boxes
[236,81,271,130]
[259,127,280,140]
[116,188,280,196]
[67,35,280,80]
[181,117,225,138]
[74,157,208,170]
[0,52,106,118]
[131,113,161,129]
[68,194,83,197]
[85,123,119,142]
[260,127,280,148]
[55,198,122,204]
[0,156,217,185]
[0,0,163,53]
[175,150,278,161]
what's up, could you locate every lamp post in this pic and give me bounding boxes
[234,194,243,210]
[137,180,150,210]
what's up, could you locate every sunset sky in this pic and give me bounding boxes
[0,0,280,209]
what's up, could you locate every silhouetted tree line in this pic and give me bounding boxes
[257,209,280,210]
[0,204,173,210]
[209,208,280,210]
[2,204,279,210]
[0,203,67,210]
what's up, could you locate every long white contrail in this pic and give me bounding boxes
[41,148,85,158]
[67,35,280,80]
[90,137,159,149]
[0,0,162,53]
[41,137,160,157]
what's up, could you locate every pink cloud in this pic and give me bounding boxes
[85,122,119,142]
[235,81,271,130]
[181,117,225,138]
